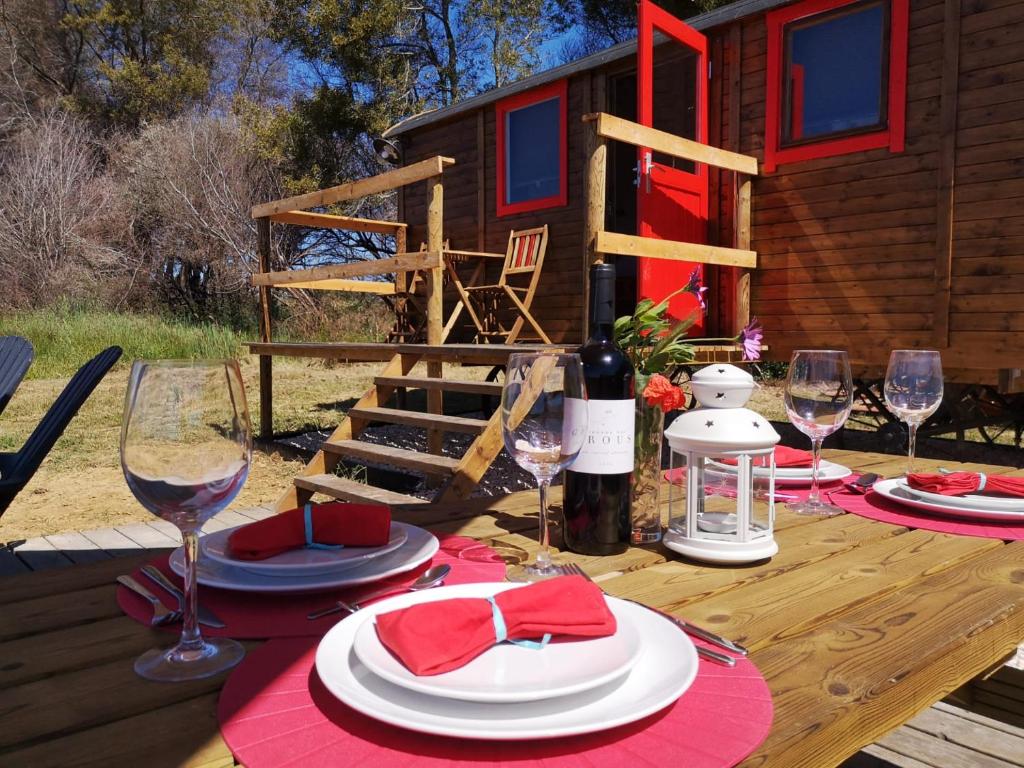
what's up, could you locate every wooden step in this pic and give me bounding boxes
[323,439,460,475]
[375,375,502,396]
[348,406,489,434]
[293,473,427,505]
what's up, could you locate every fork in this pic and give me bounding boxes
[117,575,182,627]
[557,563,743,667]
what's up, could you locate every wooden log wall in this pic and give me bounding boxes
[711,0,1024,382]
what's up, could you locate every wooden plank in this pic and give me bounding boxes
[874,720,1020,768]
[268,210,406,234]
[12,537,72,571]
[582,118,606,337]
[903,703,1024,765]
[932,0,963,348]
[257,215,273,441]
[0,548,29,576]
[251,251,442,287]
[322,439,459,475]
[280,278,396,294]
[251,155,455,217]
[293,473,428,506]
[114,522,180,549]
[596,230,757,268]
[347,406,488,434]
[374,375,501,396]
[79,526,144,556]
[440,410,505,502]
[43,531,112,565]
[245,341,569,365]
[584,111,759,175]
[476,109,486,252]
[425,173,445,457]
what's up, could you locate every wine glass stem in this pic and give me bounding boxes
[535,477,552,570]
[179,527,202,650]
[907,422,918,476]
[809,437,823,504]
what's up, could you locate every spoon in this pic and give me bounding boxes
[306,563,452,620]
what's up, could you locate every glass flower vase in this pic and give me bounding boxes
[632,375,665,544]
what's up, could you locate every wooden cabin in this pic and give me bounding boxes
[387,0,1024,390]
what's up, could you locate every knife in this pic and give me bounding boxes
[140,564,226,628]
[623,597,749,657]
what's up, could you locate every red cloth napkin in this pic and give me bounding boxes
[374,575,616,676]
[720,445,812,468]
[226,503,391,560]
[906,472,1024,498]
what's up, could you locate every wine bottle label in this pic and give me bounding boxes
[567,399,635,474]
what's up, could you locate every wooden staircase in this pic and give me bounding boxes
[276,344,560,511]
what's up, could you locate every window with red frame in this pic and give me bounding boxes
[764,0,908,172]
[496,80,568,217]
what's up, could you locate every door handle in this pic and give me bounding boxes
[635,151,654,193]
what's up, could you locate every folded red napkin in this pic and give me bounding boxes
[374,575,617,676]
[906,472,1024,498]
[720,445,813,468]
[226,502,391,560]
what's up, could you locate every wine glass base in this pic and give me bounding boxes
[134,637,245,682]
[506,561,564,583]
[787,499,845,517]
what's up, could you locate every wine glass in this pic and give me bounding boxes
[121,360,251,681]
[884,350,943,475]
[501,353,587,582]
[784,350,853,516]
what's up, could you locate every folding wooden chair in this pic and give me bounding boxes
[386,241,449,343]
[455,225,551,344]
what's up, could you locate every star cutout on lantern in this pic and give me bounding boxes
[752,421,761,428]
[717,368,726,374]
[715,392,725,399]
[705,420,714,428]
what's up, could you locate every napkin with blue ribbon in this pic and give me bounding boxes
[907,472,1024,498]
[226,502,391,560]
[373,575,617,676]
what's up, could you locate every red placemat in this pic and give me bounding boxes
[828,486,1024,540]
[116,534,508,638]
[218,636,773,768]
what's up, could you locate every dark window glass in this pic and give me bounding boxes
[505,97,560,204]
[782,1,888,145]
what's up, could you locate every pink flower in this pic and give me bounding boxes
[643,374,686,413]
[684,266,708,312]
[738,317,763,361]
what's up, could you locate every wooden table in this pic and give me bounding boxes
[2,449,1023,767]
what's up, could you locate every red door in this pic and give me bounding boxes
[636,0,709,332]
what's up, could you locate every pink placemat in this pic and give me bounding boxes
[828,486,1024,540]
[218,636,773,768]
[116,534,508,638]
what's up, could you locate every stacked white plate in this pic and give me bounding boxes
[708,458,852,486]
[873,478,1024,522]
[168,522,439,593]
[314,582,700,740]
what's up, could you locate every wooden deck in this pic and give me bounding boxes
[2,449,1023,767]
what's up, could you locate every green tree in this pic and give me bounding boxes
[559,0,734,47]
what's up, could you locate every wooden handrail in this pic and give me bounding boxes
[251,155,455,218]
[583,112,758,176]
[277,279,396,294]
[252,251,442,287]
[595,231,756,269]
[268,211,407,235]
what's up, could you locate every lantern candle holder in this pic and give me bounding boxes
[663,364,780,564]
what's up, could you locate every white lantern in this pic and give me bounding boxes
[663,364,780,563]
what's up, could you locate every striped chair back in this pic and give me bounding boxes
[500,226,549,280]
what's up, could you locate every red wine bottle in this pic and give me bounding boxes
[563,263,634,555]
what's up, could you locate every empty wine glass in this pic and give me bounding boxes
[121,360,251,681]
[501,353,587,582]
[784,350,853,516]
[884,350,943,475]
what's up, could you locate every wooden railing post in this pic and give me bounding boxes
[583,117,607,340]
[734,173,752,334]
[256,216,274,440]
[425,174,444,455]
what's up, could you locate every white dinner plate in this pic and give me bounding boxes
[200,523,408,577]
[170,523,438,593]
[893,478,1024,513]
[873,478,1024,522]
[353,594,643,703]
[708,458,852,486]
[315,582,699,741]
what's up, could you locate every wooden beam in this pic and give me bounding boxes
[476,109,486,252]
[931,0,962,348]
[583,118,608,339]
[256,217,273,441]
[425,173,445,457]
[280,278,396,294]
[268,211,407,235]
[728,25,742,154]
[251,252,441,287]
[584,112,758,176]
[734,172,753,334]
[251,155,455,218]
[595,230,757,269]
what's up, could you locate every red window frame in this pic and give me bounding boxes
[495,79,568,217]
[764,0,908,172]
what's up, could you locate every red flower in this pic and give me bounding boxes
[643,374,686,413]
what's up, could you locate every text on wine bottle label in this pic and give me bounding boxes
[567,399,636,474]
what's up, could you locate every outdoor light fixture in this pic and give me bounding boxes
[663,364,780,564]
[372,137,401,165]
